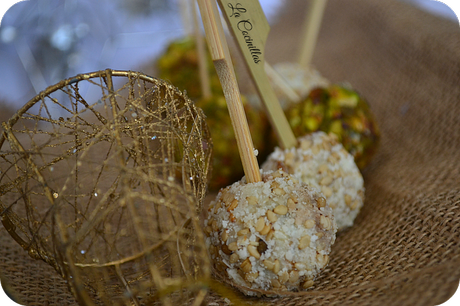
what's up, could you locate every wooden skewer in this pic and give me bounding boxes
[197,0,261,183]
[298,0,328,68]
[179,0,194,37]
[216,0,297,150]
[264,61,301,103]
[191,0,212,99]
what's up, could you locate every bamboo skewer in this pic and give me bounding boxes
[216,0,297,150]
[298,0,328,68]
[179,0,194,37]
[264,61,301,103]
[265,1,329,107]
[191,0,212,99]
[197,0,261,183]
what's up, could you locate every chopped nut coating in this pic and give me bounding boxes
[302,280,314,289]
[321,186,333,198]
[229,253,239,263]
[255,217,265,232]
[271,279,281,288]
[222,190,234,204]
[279,271,289,283]
[246,196,258,205]
[245,272,259,283]
[317,197,327,207]
[204,169,337,293]
[228,242,238,251]
[305,219,316,229]
[263,259,275,270]
[289,271,300,283]
[221,244,232,255]
[261,131,365,231]
[227,199,238,211]
[316,253,329,267]
[211,219,218,231]
[241,258,252,273]
[273,259,281,274]
[274,205,288,215]
[266,210,278,222]
[287,198,296,211]
[320,215,332,230]
[299,235,311,250]
[221,231,228,242]
[260,223,271,235]
[320,175,333,186]
[257,239,268,255]
[266,229,275,240]
[237,228,249,236]
[247,245,261,259]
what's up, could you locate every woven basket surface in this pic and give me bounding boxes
[1,0,460,305]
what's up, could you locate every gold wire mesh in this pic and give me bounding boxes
[0,69,212,305]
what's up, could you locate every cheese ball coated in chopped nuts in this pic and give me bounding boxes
[270,62,330,109]
[205,169,337,294]
[262,131,365,231]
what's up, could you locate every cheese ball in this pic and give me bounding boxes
[287,85,380,169]
[270,62,329,109]
[267,63,380,169]
[262,132,365,231]
[205,169,337,294]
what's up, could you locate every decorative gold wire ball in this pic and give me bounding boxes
[0,69,212,305]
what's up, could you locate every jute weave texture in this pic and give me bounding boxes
[1,0,459,305]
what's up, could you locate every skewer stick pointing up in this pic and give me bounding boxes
[191,1,212,99]
[217,0,297,150]
[197,0,261,183]
[298,0,328,68]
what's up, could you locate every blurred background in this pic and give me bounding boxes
[0,0,457,121]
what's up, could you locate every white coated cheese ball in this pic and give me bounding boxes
[272,62,330,109]
[205,169,337,294]
[262,132,365,231]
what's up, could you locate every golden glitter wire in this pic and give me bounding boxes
[0,69,213,305]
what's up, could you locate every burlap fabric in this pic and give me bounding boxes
[1,0,459,305]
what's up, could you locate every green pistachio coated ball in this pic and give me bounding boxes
[287,85,380,169]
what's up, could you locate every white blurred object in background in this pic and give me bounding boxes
[0,0,458,108]
[0,0,285,107]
